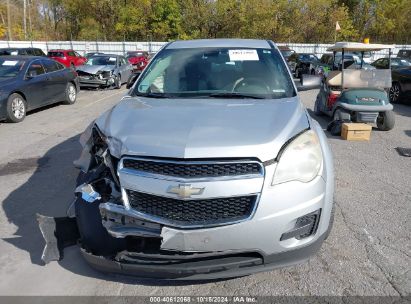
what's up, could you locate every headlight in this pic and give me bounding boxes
[272,130,322,185]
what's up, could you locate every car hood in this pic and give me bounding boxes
[95,96,309,162]
[76,65,114,74]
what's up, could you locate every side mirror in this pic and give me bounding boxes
[26,70,37,79]
[295,74,322,91]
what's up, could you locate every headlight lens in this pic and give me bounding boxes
[272,130,322,185]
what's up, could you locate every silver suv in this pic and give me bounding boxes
[74,39,334,280]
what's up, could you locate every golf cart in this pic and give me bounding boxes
[314,42,396,134]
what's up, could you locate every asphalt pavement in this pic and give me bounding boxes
[0,87,410,297]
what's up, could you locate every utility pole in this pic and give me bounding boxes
[28,0,32,38]
[7,0,12,40]
[23,0,27,40]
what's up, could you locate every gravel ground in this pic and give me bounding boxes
[0,88,409,298]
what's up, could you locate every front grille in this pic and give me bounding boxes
[122,158,262,178]
[126,190,256,227]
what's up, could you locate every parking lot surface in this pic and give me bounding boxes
[0,88,409,296]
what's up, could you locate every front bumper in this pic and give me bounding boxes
[79,77,114,88]
[77,120,334,280]
[81,232,326,280]
[83,172,333,280]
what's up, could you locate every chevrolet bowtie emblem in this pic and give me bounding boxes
[167,184,204,199]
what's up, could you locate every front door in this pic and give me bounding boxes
[23,60,51,110]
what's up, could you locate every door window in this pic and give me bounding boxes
[42,59,61,73]
[27,61,45,77]
[120,57,128,66]
[67,51,76,57]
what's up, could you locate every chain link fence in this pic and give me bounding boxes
[1,40,410,59]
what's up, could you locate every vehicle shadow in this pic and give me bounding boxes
[2,135,81,267]
[393,103,411,118]
[1,135,233,286]
[305,109,341,140]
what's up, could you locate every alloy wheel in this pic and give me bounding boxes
[68,84,76,102]
[389,84,400,103]
[11,97,25,119]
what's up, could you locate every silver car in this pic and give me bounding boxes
[74,39,334,280]
[76,54,132,89]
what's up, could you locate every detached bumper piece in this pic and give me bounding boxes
[37,214,80,264]
[80,234,325,280]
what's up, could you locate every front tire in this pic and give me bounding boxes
[6,93,26,123]
[377,111,395,131]
[63,82,77,105]
[114,75,121,89]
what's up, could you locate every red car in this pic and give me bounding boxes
[126,51,149,71]
[47,49,87,68]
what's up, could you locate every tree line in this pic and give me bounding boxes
[0,0,410,44]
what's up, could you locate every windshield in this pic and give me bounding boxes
[127,52,145,58]
[133,47,295,99]
[86,56,117,66]
[335,55,362,66]
[392,58,411,67]
[0,58,25,78]
[48,51,64,57]
[0,49,19,56]
[299,54,318,61]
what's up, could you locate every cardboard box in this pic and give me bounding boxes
[341,123,372,141]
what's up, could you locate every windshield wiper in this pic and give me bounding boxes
[134,92,170,98]
[208,92,266,99]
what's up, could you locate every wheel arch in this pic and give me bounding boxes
[69,80,79,92]
[9,91,28,109]
[392,80,402,91]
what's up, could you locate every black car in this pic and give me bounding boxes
[0,56,79,123]
[371,57,411,70]
[288,53,319,78]
[397,49,411,60]
[389,67,411,103]
[0,47,46,57]
[370,57,411,103]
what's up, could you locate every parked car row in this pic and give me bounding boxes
[278,45,411,104]
[0,56,79,123]
[0,47,152,123]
